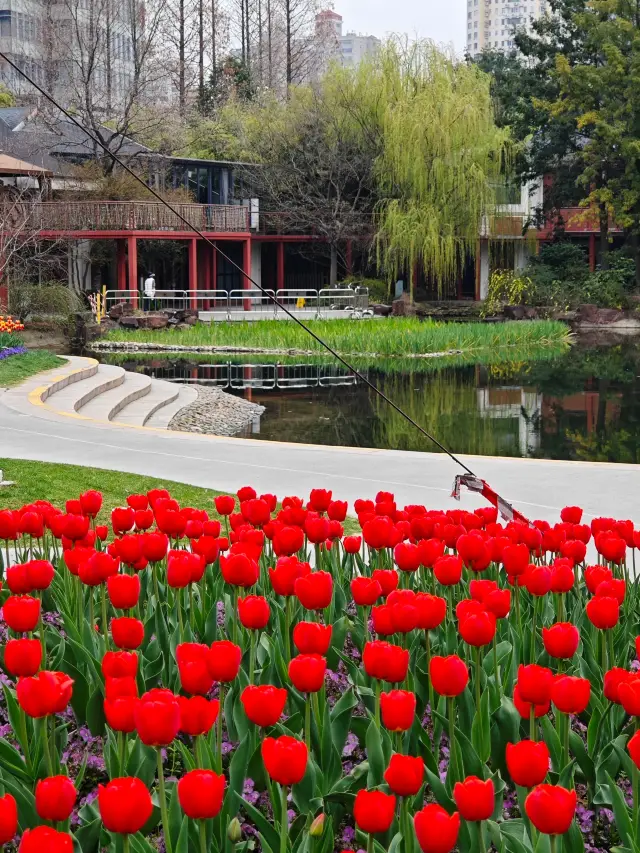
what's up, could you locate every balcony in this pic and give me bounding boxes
[1,201,250,235]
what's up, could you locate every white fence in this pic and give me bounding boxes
[104,287,369,320]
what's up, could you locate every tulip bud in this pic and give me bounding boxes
[309,814,325,837]
[227,817,243,842]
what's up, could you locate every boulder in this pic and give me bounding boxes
[184,314,198,326]
[373,304,392,317]
[175,308,199,323]
[391,293,417,317]
[109,302,134,320]
[119,316,140,330]
[137,313,169,330]
[577,304,626,325]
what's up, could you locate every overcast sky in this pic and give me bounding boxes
[334,0,467,54]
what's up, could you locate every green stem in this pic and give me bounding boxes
[550,834,557,853]
[563,712,570,768]
[515,585,522,647]
[89,590,94,633]
[178,589,184,643]
[285,596,291,663]
[249,631,256,684]
[305,696,311,752]
[375,679,381,730]
[366,832,374,853]
[199,820,207,853]
[425,630,435,715]
[123,835,131,853]
[41,717,53,776]
[216,683,225,773]
[448,696,456,760]
[530,596,538,664]
[478,821,487,853]
[530,705,536,742]
[475,646,481,712]
[493,634,500,696]
[101,584,109,650]
[18,706,33,776]
[232,588,238,646]
[189,584,195,632]
[118,730,127,775]
[157,748,173,853]
[37,602,46,671]
[280,785,288,853]
[153,561,160,606]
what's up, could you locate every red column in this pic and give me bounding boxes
[276,240,285,292]
[117,240,127,291]
[243,238,252,311]
[589,233,596,271]
[189,238,198,310]
[127,235,138,308]
[212,242,217,291]
[346,239,353,275]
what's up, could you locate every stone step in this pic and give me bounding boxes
[114,377,182,427]
[44,364,126,414]
[79,371,153,421]
[145,384,198,430]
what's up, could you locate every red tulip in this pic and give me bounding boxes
[328,499,347,521]
[238,595,270,630]
[363,640,409,684]
[351,576,382,606]
[394,542,421,572]
[525,784,577,835]
[604,667,629,704]
[502,543,530,576]
[550,560,574,593]
[506,740,549,788]
[560,506,582,524]
[523,564,552,597]
[343,535,362,554]
[289,654,326,693]
[142,532,169,563]
[293,621,332,655]
[586,596,619,630]
[0,793,17,845]
[262,735,308,785]
[4,638,42,676]
[429,655,469,698]
[414,803,460,853]
[111,617,144,650]
[596,578,626,604]
[551,676,590,715]
[362,517,396,551]
[241,498,271,527]
[485,588,511,619]
[18,827,73,853]
[2,595,40,632]
[220,553,259,587]
[269,557,311,596]
[459,610,496,647]
[371,568,398,596]
[20,511,44,539]
[0,511,19,541]
[295,571,333,610]
[542,623,579,659]
[98,777,153,834]
[241,684,287,727]
[517,664,553,706]
[215,495,236,515]
[353,789,396,834]
[384,754,424,797]
[418,538,446,567]
[134,688,181,746]
[619,676,640,716]
[178,696,219,736]
[17,671,73,718]
[628,730,640,769]
[469,579,497,602]
[104,696,137,732]
[107,574,141,609]
[434,555,463,586]
[79,551,119,587]
[453,775,494,821]
[273,526,305,556]
[178,769,225,819]
[112,507,135,535]
[207,640,242,682]
[584,565,612,595]
[101,651,138,679]
[25,560,54,591]
[513,684,550,720]
[304,514,330,544]
[35,775,77,821]
[380,689,416,731]
[177,643,214,695]
[416,593,447,630]
[127,494,148,511]
[387,590,419,633]
[6,563,31,594]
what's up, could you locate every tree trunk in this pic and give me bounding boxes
[599,203,609,270]
[285,0,292,87]
[211,0,217,91]
[240,0,245,62]
[198,0,205,103]
[179,0,186,115]
[257,0,262,85]
[245,0,251,73]
[267,0,272,87]
[106,0,112,114]
[330,244,338,286]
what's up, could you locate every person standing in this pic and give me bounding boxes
[143,273,156,312]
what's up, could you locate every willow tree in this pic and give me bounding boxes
[372,41,510,295]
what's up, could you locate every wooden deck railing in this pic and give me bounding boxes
[3,201,250,233]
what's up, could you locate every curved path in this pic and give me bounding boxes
[1,358,637,524]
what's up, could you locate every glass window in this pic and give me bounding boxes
[187,168,197,199]
[0,10,12,36]
[198,168,208,204]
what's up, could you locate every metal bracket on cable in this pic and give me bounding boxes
[451,474,531,525]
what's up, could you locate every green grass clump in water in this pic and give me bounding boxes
[0,351,65,388]
[103,318,571,357]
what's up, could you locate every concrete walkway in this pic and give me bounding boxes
[1,357,638,524]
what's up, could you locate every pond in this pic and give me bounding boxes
[96,339,640,463]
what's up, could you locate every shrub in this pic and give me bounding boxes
[341,277,391,304]
[481,269,532,316]
[7,281,83,322]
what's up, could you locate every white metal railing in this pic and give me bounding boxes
[143,361,358,390]
[104,286,369,320]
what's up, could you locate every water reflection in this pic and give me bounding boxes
[101,341,640,463]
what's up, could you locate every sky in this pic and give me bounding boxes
[333,0,467,54]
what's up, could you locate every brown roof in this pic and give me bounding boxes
[0,154,53,176]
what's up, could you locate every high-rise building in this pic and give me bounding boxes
[466,0,547,55]
[314,10,381,71]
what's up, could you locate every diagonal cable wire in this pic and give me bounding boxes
[0,51,477,476]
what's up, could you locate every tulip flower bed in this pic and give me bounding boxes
[0,490,639,853]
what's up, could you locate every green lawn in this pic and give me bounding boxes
[102,317,571,358]
[0,458,226,519]
[0,351,66,388]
